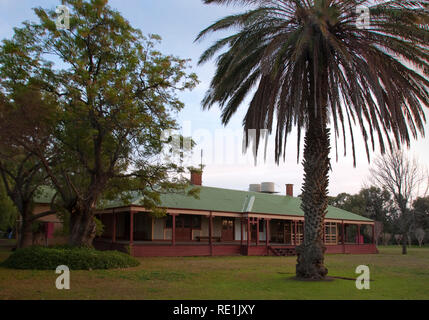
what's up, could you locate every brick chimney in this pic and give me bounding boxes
[190,170,202,186]
[286,184,294,197]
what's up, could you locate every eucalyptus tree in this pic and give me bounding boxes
[0,88,58,247]
[0,0,198,246]
[0,24,60,248]
[196,0,429,279]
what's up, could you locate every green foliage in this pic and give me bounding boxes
[0,0,199,245]
[93,216,104,237]
[1,246,140,270]
[328,192,366,217]
[329,187,394,222]
[53,208,70,237]
[0,37,59,245]
[31,221,44,233]
[412,196,429,231]
[328,185,429,239]
[187,165,205,174]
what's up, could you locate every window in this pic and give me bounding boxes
[192,215,201,229]
[165,215,201,229]
[222,218,233,230]
[182,216,191,228]
[259,219,264,232]
[324,222,338,245]
[295,221,304,245]
[165,215,172,228]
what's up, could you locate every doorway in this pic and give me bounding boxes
[284,221,292,244]
[221,218,234,241]
[175,215,192,241]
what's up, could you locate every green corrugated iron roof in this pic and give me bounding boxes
[34,185,372,222]
[103,186,372,222]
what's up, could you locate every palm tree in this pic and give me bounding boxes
[196,0,429,279]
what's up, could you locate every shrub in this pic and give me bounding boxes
[1,246,140,270]
[94,216,104,237]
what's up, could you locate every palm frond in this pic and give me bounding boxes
[198,0,429,164]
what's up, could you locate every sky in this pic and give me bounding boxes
[0,0,428,196]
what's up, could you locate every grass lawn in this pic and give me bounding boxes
[0,243,428,300]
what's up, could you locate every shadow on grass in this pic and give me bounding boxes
[286,276,336,282]
[281,273,375,282]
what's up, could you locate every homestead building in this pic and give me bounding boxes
[89,171,377,257]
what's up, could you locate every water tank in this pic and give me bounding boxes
[249,184,261,192]
[260,182,275,193]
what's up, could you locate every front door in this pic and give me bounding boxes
[175,215,192,241]
[221,218,234,241]
[251,223,258,243]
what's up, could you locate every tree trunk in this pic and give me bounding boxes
[402,232,407,255]
[296,78,330,279]
[18,219,33,248]
[69,208,96,247]
[295,51,331,280]
[17,203,35,249]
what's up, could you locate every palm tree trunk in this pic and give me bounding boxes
[296,63,330,280]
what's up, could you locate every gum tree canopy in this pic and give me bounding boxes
[196,0,429,279]
[0,0,198,247]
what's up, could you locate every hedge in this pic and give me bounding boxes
[1,246,140,270]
